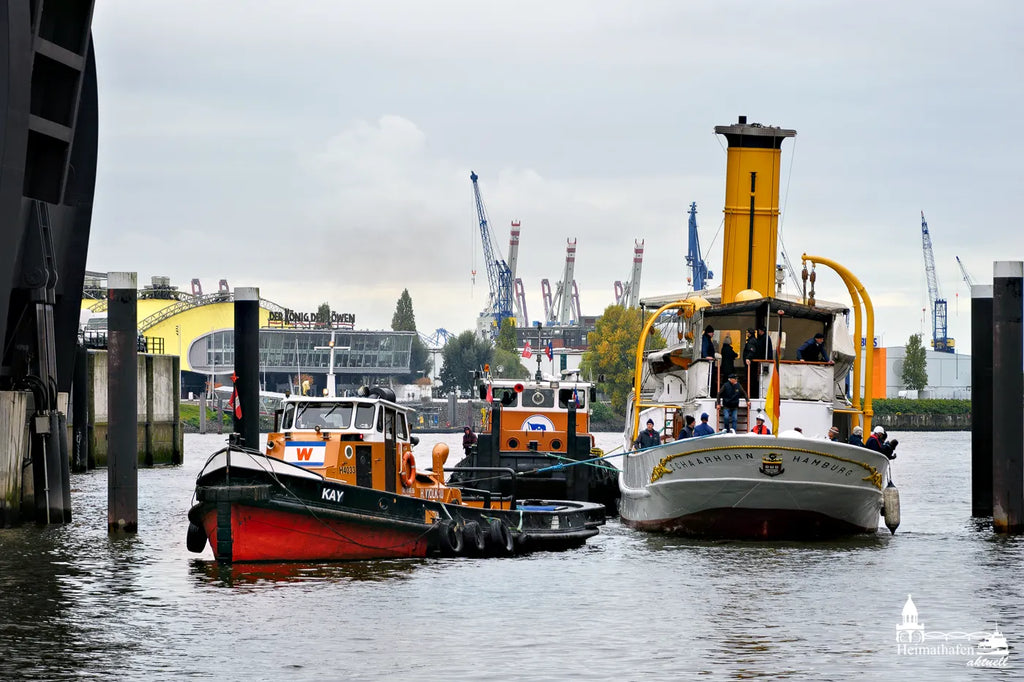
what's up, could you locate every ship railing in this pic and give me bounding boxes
[438,466,518,508]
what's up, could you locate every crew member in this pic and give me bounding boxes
[751,415,771,435]
[635,419,661,448]
[693,412,715,437]
[798,333,829,362]
[716,374,749,432]
[462,426,478,456]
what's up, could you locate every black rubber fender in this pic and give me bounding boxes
[186,522,208,553]
[463,521,486,553]
[438,519,464,556]
[487,518,514,555]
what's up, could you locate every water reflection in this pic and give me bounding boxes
[190,557,426,588]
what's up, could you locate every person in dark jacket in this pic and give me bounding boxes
[635,419,661,448]
[720,335,738,383]
[462,426,478,455]
[716,374,749,432]
[848,425,864,447]
[797,333,829,362]
[693,413,715,437]
[700,325,716,360]
[866,425,898,459]
[742,328,758,393]
[679,415,696,439]
[754,325,774,361]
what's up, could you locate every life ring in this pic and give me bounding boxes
[400,452,416,487]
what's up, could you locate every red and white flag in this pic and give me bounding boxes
[229,372,242,419]
[522,341,532,359]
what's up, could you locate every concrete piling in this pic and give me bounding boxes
[233,287,260,449]
[992,261,1023,534]
[971,284,993,517]
[72,343,89,472]
[107,272,138,533]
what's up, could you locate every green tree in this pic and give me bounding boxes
[391,289,416,332]
[491,347,529,380]
[901,333,928,391]
[496,318,518,355]
[439,331,493,395]
[580,304,665,413]
[316,302,331,328]
[390,289,430,382]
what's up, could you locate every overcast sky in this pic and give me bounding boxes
[88,1,1022,354]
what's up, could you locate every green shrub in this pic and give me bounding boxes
[872,398,971,416]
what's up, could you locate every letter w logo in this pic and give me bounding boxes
[296,447,313,461]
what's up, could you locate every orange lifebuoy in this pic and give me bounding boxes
[400,452,416,487]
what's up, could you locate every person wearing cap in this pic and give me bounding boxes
[741,328,758,393]
[865,425,898,459]
[679,415,696,439]
[798,332,829,362]
[848,425,865,447]
[693,412,715,437]
[751,415,771,435]
[635,419,661,448]
[700,325,717,360]
[716,373,750,432]
[826,426,840,441]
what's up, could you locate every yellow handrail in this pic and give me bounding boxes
[801,253,875,434]
[630,301,698,442]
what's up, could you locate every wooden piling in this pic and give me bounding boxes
[107,272,138,533]
[992,261,1023,534]
[971,284,993,517]
[233,287,260,449]
[0,392,29,526]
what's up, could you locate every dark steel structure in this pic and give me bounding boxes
[1,3,98,523]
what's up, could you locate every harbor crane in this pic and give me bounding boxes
[920,211,954,353]
[543,239,581,325]
[614,239,645,308]
[955,256,975,287]
[508,220,529,325]
[470,171,513,338]
[685,202,713,291]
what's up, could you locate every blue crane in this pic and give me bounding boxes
[685,202,713,291]
[920,211,953,353]
[470,171,513,337]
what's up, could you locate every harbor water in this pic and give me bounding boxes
[1,430,1020,680]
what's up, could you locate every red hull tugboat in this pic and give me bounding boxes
[452,367,620,512]
[187,387,604,563]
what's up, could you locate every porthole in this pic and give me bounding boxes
[344,445,353,459]
[508,438,520,449]
[551,439,562,450]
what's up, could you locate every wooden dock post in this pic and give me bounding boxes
[0,392,29,526]
[971,284,993,517]
[107,272,138,533]
[992,261,1023,534]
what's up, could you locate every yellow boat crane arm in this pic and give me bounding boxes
[629,299,701,443]
[801,253,875,435]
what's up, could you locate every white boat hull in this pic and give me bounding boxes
[619,433,891,539]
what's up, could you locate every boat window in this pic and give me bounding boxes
[397,413,408,440]
[493,387,518,407]
[354,404,375,429]
[320,402,353,429]
[376,406,384,433]
[383,409,395,440]
[522,388,553,408]
[558,388,585,409]
[283,403,296,429]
